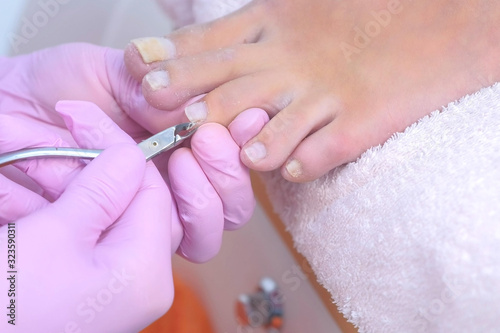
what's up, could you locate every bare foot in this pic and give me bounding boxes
[125,0,500,182]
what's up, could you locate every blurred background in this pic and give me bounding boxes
[0,0,172,55]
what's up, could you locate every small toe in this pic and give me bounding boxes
[281,116,380,182]
[240,96,340,173]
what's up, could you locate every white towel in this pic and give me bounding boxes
[261,83,500,332]
[159,1,500,331]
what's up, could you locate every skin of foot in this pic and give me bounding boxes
[124,0,500,182]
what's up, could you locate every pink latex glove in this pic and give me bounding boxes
[0,100,261,332]
[0,43,256,262]
[0,43,191,203]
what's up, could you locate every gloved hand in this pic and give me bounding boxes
[0,100,261,332]
[0,42,193,202]
[0,43,257,262]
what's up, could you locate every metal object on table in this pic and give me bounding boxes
[236,277,284,332]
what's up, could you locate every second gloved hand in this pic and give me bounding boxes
[0,99,258,263]
[0,99,262,332]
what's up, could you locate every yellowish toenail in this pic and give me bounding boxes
[285,159,302,178]
[131,37,176,64]
[244,142,267,163]
[185,101,208,123]
[145,70,170,91]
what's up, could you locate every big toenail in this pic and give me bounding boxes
[131,37,176,64]
[244,142,267,163]
[145,70,170,91]
[285,159,302,178]
[185,101,208,122]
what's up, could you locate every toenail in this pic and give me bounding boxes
[131,37,176,64]
[185,101,208,123]
[285,159,302,178]
[244,142,267,163]
[145,70,170,91]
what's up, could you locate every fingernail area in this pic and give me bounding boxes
[131,37,176,64]
[185,101,208,123]
[244,142,267,163]
[145,70,170,91]
[285,159,302,178]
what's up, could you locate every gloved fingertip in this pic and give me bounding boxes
[55,100,98,114]
[55,100,102,131]
[54,100,76,131]
[192,122,227,147]
[57,100,136,149]
[191,123,242,166]
[223,198,256,231]
[228,108,269,147]
[177,236,222,264]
